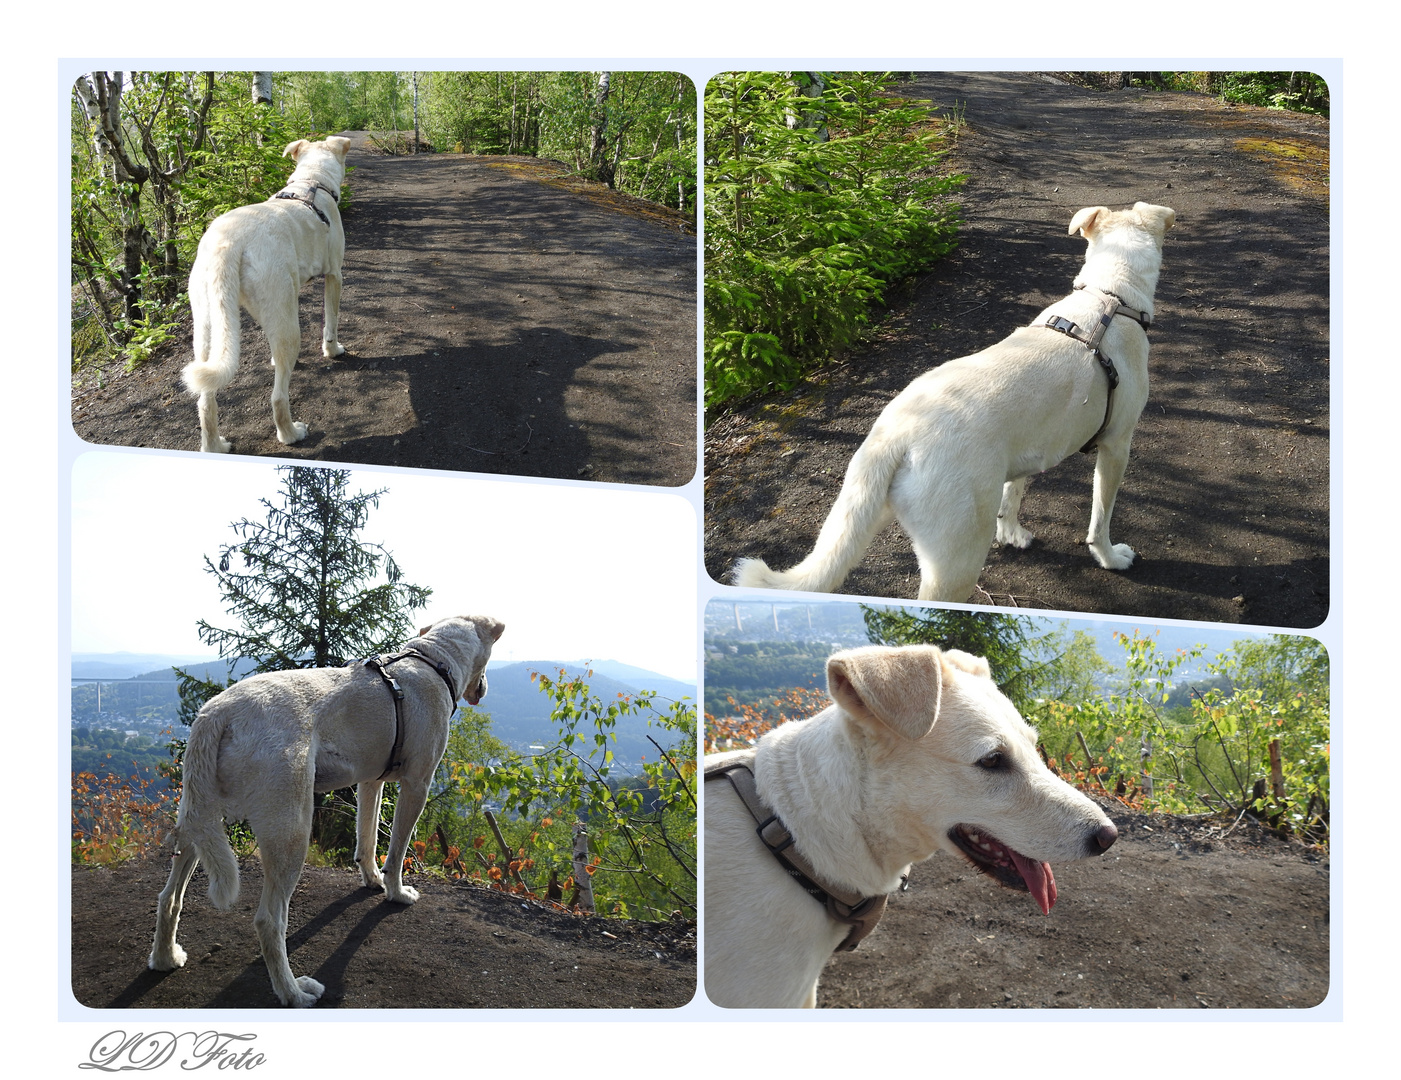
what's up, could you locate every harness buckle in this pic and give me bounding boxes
[755,814,796,854]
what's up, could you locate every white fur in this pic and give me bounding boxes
[733,203,1176,601]
[148,615,504,1007]
[182,137,351,453]
[704,645,1117,1009]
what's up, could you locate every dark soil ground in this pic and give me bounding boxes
[71,806,1323,1013]
[71,133,697,486]
[71,856,695,1010]
[813,798,1328,1010]
[705,73,1329,626]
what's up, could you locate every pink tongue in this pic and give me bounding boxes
[1009,850,1057,914]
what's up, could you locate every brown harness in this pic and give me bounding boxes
[706,753,901,952]
[362,647,460,781]
[273,181,340,226]
[1038,285,1153,453]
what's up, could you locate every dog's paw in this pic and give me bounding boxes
[283,976,325,1008]
[386,884,420,905]
[997,521,1034,549]
[277,421,309,445]
[323,341,345,358]
[201,436,233,454]
[1091,542,1136,570]
[148,944,187,971]
[358,865,385,890]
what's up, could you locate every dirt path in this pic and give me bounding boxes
[72,856,695,1009]
[815,802,1328,1010]
[72,134,697,486]
[705,73,1329,626]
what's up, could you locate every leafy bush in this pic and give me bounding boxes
[72,768,173,866]
[705,72,963,408]
[430,669,696,921]
[1025,632,1329,841]
[1155,71,1329,115]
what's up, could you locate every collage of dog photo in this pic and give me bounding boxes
[65,66,1331,1032]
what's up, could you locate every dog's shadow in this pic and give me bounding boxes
[104,887,405,1009]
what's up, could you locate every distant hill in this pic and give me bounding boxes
[69,652,695,772]
[71,653,224,681]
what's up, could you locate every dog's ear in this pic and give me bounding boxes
[283,139,309,161]
[419,624,431,636]
[325,136,351,161]
[484,618,506,643]
[1069,206,1110,238]
[939,649,992,679]
[1133,202,1176,234]
[827,646,944,741]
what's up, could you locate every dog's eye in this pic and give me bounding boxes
[977,751,1006,771]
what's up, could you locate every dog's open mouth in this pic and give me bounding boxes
[949,824,1058,914]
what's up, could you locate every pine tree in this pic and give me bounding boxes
[197,465,432,672]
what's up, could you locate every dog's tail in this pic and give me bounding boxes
[732,436,903,594]
[180,238,242,397]
[175,702,240,910]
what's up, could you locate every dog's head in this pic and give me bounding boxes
[282,136,352,187]
[417,615,505,706]
[1069,202,1176,244]
[1068,202,1175,314]
[825,645,1117,915]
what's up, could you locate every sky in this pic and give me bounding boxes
[69,451,697,681]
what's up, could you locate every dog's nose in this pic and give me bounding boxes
[1093,823,1118,853]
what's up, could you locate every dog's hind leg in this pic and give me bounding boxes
[911,538,986,603]
[321,269,345,358]
[995,478,1035,549]
[195,392,232,455]
[353,779,387,891]
[265,292,309,446]
[380,779,431,904]
[148,845,200,971]
[251,822,324,1007]
[898,486,995,602]
[1085,441,1135,570]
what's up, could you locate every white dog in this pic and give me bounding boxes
[149,615,504,1007]
[733,203,1176,601]
[704,645,1118,1008]
[182,136,351,453]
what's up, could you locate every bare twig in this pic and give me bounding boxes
[484,808,526,886]
[645,733,697,810]
[465,422,534,456]
[1076,731,1113,796]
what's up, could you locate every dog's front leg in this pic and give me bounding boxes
[354,780,387,891]
[1086,442,1135,569]
[321,269,345,358]
[381,779,431,904]
[996,478,1034,548]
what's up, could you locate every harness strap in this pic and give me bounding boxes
[362,647,460,781]
[273,181,339,226]
[1039,286,1149,453]
[705,754,898,952]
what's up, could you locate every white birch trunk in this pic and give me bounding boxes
[572,823,595,913]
